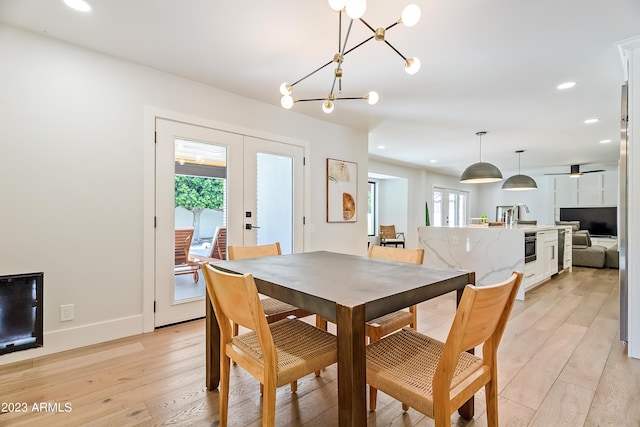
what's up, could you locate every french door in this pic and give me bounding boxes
[433,187,468,227]
[154,119,304,327]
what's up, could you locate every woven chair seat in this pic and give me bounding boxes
[260,297,313,321]
[232,318,337,387]
[366,310,413,337]
[367,328,483,416]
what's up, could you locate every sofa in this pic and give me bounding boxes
[555,221,619,268]
[606,244,619,269]
[571,230,607,268]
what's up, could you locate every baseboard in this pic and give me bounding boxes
[0,315,144,366]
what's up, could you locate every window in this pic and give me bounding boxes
[367,181,377,236]
[432,187,468,227]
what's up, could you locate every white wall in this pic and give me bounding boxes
[378,178,408,238]
[0,24,368,364]
[474,174,555,225]
[368,157,478,248]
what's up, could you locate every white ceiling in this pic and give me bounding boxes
[2,0,639,177]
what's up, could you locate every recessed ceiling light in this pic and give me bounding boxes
[584,118,599,124]
[600,139,612,144]
[63,0,92,12]
[429,159,437,163]
[377,145,385,149]
[557,81,576,90]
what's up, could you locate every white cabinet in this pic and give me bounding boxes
[538,229,558,279]
[563,227,572,271]
[524,260,541,290]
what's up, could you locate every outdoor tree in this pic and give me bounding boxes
[175,175,225,241]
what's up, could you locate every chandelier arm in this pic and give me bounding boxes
[386,22,399,31]
[296,98,331,102]
[342,36,374,56]
[333,96,367,100]
[341,19,354,54]
[298,96,367,102]
[338,10,342,53]
[329,74,338,96]
[291,59,335,87]
[358,18,376,33]
[383,40,407,61]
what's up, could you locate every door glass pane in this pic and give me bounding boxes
[448,193,457,226]
[367,181,376,236]
[458,194,467,226]
[433,191,442,226]
[256,152,293,254]
[174,139,227,302]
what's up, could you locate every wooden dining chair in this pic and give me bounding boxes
[363,244,424,409]
[202,263,337,427]
[227,242,313,337]
[366,271,522,425]
[227,242,315,392]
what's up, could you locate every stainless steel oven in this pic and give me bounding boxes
[525,232,537,263]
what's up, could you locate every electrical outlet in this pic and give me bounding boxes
[60,304,74,322]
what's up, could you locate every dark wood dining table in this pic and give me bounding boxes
[205,250,475,426]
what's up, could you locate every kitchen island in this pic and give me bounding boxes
[417,224,572,300]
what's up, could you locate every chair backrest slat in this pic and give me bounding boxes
[228,242,282,260]
[202,264,272,347]
[434,271,522,391]
[368,244,424,264]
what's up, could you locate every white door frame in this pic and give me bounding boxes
[142,107,310,332]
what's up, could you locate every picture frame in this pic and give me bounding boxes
[326,158,358,222]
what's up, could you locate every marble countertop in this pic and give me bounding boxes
[418,224,571,233]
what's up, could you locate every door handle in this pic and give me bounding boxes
[245,224,260,230]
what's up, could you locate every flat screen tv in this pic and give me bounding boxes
[0,272,43,355]
[560,207,617,237]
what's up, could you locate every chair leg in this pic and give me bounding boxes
[485,378,499,426]
[409,305,417,330]
[315,316,328,376]
[368,327,383,410]
[369,386,378,411]
[263,383,277,427]
[219,355,231,427]
[290,381,297,393]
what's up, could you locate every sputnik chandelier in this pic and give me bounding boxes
[279,0,422,114]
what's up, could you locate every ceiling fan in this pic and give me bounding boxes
[544,164,605,177]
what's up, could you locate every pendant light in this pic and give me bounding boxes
[502,150,538,191]
[460,131,503,183]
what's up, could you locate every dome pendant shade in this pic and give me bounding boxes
[460,131,503,183]
[460,162,503,183]
[502,150,537,190]
[502,174,538,190]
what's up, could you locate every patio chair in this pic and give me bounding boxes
[174,227,200,282]
[379,225,405,247]
[202,264,337,427]
[189,226,227,263]
[366,271,522,424]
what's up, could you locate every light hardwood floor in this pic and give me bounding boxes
[1,267,639,426]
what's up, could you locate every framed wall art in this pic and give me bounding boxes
[326,158,357,222]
